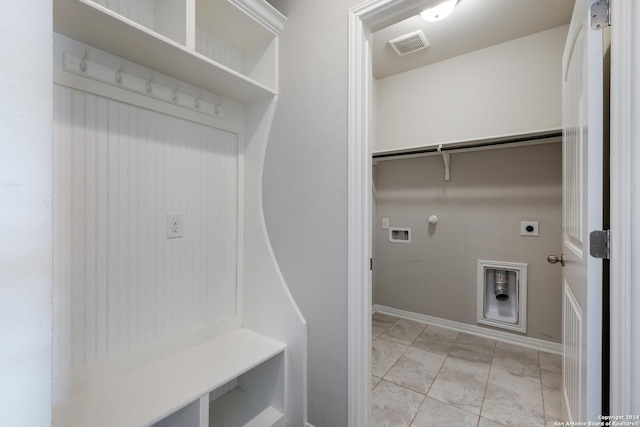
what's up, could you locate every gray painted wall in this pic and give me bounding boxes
[263,0,360,425]
[373,142,563,342]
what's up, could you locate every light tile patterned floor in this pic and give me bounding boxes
[372,313,565,427]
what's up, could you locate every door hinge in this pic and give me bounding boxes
[370,258,373,271]
[591,0,610,30]
[590,229,610,259]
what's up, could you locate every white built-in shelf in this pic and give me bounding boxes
[53,0,285,103]
[208,388,286,427]
[51,0,302,424]
[52,329,286,427]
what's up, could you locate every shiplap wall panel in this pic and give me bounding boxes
[53,85,238,376]
[93,0,155,29]
[196,28,243,74]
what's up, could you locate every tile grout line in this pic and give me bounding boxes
[476,340,497,426]
[378,318,423,427]
[416,328,489,426]
[538,351,549,426]
[407,389,428,427]
[376,318,431,426]
[379,320,420,384]
[419,324,453,401]
[407,325,480,427]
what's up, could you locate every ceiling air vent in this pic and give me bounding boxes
[388,30,430,56]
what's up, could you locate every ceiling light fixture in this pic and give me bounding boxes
[420,0,458,22]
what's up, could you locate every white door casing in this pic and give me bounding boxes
[348,2,441,425]
[562,0,604,421]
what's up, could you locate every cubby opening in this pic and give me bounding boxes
[208,352,285,426]
[91,0,189,45]
[153,400,200,427]
[195,0,277,89]
[150,351,285,427]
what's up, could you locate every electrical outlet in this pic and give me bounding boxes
[520,221,539,237]
[167,213,183,238]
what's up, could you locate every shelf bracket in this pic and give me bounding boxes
[438,144,451,181]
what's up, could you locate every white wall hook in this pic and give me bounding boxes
[428,215,439,225]
[145,72,154,94]
[63,48,226,121]
[79,46,89,72]
[115,60,124,84]
[171,84,179,102]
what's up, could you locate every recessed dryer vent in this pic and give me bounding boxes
[389,30,430,56]
[477,260,528,333]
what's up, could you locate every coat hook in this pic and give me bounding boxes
[115,60,124,84]
[214,95,223,116]
[79,46,89,72]
[171,84,179,103]
[145,72,154,94]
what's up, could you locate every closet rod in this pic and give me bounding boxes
[372,130,562,160]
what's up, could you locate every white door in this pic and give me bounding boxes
[560,0,605,421]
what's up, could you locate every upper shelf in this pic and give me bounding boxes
[372,129,563,160]
[53,0,286,103]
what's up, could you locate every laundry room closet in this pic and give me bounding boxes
[372,23,569,347]
[51,1,306,426]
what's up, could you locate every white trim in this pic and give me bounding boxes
[347,5,372,426]
[230,0,287,35]
[609,0,639,415]
[348,2,441,425]
[373,304,562,354]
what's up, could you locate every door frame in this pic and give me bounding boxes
[347,0,640,423]
[347,1,439,424]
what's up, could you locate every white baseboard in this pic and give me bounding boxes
[306,423,315,427]
[373,304,562,354]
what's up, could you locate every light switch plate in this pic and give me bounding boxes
[520,221,539,237]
